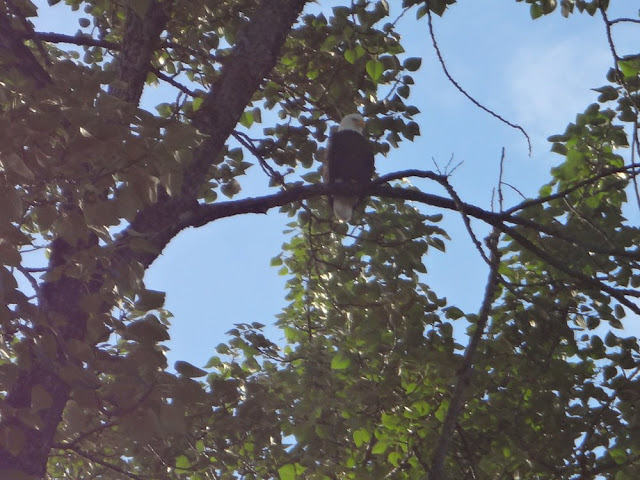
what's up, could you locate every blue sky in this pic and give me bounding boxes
[33,1,639,368]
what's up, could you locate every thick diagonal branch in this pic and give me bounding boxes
[121,0,309,258]
[0,11,51,87]
[1,1,309,476]
[109,1,170,105]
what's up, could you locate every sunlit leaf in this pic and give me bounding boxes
[366,59,384,83]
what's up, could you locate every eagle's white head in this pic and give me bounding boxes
[338,113,366,134]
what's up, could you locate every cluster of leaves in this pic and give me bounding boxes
[516,0,611,19]
[189,198,457,479]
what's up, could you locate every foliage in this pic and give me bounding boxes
[0,0,639,479]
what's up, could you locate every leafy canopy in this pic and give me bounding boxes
[0,0,639,479]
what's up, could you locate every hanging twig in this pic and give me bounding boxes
[426,8,532,155]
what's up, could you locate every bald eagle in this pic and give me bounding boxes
[325,113,375,222]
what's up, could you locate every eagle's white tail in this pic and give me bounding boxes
[333,196,355,222]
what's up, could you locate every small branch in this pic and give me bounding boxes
[429,229,501,479]
[64,447,145,480]
[232,131,285,183]
[503,163,640,216]
[456,424,479,479]
[7,0,51,66]
[425,9,532,155]
[23,31,119,50]
[0,15,51,86]
[608,17,640,25]
[438,176,491,266]
[373,168,447,185]
[151,67,199,97]
[16,265,40,293]
[376,166,498,265]
[497,147,506,211]
[500,223,640,315]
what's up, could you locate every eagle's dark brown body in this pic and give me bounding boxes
[326,128,375,221]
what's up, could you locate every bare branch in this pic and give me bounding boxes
[504,163,640,216]
[232,130,285,183]
[23,31,118,50]
[16,265,39,293]
[609,17,640,25]
[63,447,145,480]
[151,67,200,97]
[425,9,532,155]
[500,223,640,315]
[429,229,501,479]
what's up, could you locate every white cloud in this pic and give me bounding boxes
[503,37,612,141]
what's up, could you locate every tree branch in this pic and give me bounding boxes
[119,0,310,263]
[22,31,118,50]
[109,1,170,105]
[65,447,145,480]
[0,12,51,87]
[429,229,501,479]
[425,8,532,154]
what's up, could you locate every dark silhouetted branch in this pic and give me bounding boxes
[429,229,501,479]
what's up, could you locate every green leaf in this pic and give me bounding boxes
[278,464,296,480]
[126,315,170,343]
[156,102,174,118]
[609,447,627,465]
[443,306,464,320]
[134,289,166,311]
[240,111,254,128]
[403,57,422,71]
[192,97,203,111]
[618,58,640,78]
[388,451,403,467]
[344,49,357,64]
[252,107,262,123]
[175,455,191,469]
[429,0,448,16]
[530,3,543,19]
[435,399,449,422]
[541,0,557,14]
[331,353,351,370]
[429,237,446,252]
[175,361,207,378]
[366,59,384,83]
[372,440,388,455]
[353,428,371,447]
